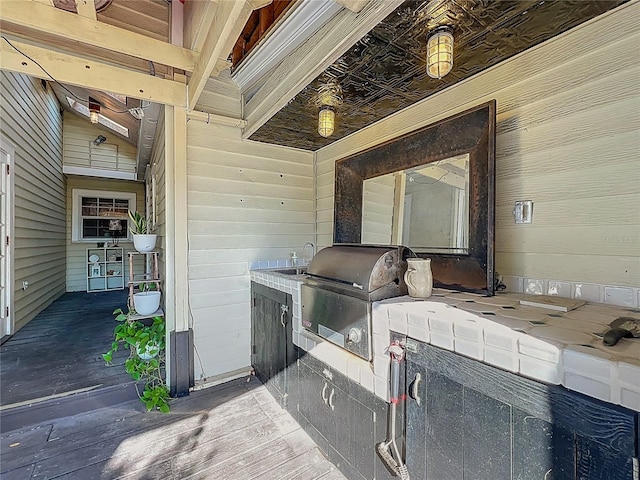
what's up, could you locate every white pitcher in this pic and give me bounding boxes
[404,258,433,298]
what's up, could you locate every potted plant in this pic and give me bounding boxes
[129,210,157,253]
[103,308,170,412]
[133,282,161,316]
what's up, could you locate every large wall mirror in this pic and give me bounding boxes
[334,101,496,294]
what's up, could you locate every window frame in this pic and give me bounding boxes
[71,189,136,243]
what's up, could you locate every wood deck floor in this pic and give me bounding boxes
[1,291,132,408]
[1,378,347,480]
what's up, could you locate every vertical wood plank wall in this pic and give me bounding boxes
[186,122,314,381]
[65,176,145,292]
[62,112,137,174]
[316,3,640,288]
[0,72,66,331]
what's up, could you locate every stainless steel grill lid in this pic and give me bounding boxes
[306,244,413,295]
[302,244,414,360]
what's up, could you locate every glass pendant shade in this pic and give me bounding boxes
[426,28,454,79]
[318,105,335,138]
[88,97,100,124]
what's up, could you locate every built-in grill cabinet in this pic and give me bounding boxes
[301,244,413,361]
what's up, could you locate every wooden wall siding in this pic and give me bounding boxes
[315,3,640,288]
[63,113,137,174]
[187,121,314,381]
[149,108,166,288]
[196,73,243,119]
[0,72,66,331]
[65,176,145,292]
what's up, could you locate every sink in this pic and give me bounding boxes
[270,267,308,276]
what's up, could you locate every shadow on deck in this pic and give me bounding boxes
[1,290,138,432]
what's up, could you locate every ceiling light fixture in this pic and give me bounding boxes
[88,97,100,124]
[426,26,454,79]
[315,80,343,138]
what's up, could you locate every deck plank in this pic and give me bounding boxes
[1,291,131,407]
[0,378,346,480]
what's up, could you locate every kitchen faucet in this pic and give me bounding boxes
[303,241,315,261]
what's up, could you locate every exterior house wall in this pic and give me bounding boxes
[186,121,314,382]
[0,72,66,331]
[65,176,145,292]
[149,107,166,287]
[315,4,640,294]
[62,112,137,176]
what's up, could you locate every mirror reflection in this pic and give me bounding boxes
[362,154,470,253]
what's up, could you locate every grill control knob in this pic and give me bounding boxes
[347,327,362,344]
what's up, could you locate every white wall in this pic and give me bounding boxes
[63,112,137,176]
[65,176,145,292]
[186,121,314,381]
[316,3,640,289]
[0,72,66,331]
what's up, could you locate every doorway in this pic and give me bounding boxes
[0,138,13,342]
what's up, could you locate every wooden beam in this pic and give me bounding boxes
[188,0,271,109]
[0,37,187,106]
[243,0,403,138]
[0,0,197,72]
[333,0,371,13]
[74,0,96,20]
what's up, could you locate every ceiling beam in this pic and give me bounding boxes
[0,36,186,106]
[333,0,371,13]
[188,0,272,110]
[74,0,96,20]
[242,0,403,139]
[0,0,197,72]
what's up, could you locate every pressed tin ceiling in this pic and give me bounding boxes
[249,0,628,151]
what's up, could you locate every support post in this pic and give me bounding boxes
[164,104,192,396]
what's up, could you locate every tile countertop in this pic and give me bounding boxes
[250,269,640,412]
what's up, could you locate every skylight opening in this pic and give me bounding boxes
[105,91,127,104]
[67,97,129,138]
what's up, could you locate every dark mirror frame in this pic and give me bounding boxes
[334,100,496,295]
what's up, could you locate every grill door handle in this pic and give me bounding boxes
[328,388,335,411]
[321,382,329,404]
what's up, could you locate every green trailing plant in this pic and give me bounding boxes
[103,308,170,413]
[128,210,150,235]
[139,281,157,293]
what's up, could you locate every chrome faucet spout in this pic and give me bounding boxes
[303,241,316,259]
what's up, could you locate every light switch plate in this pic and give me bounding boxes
[513,200,533,223]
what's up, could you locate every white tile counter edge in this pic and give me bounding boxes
[251,270,640,412]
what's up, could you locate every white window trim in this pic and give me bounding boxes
[72,189,136,242]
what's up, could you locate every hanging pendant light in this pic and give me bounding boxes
[88,97,100,124]
[426,26,454,79]
[318,105,335,138]
[314,80,343,138]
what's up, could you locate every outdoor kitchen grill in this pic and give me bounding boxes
[301,244,414,361]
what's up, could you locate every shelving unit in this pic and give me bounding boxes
[86,247,124,292]
[127,251,163,318]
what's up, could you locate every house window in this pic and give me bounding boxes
[72,189,136,242]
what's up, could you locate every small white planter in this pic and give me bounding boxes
[132,234,157,253]
[136,342,160,360]
[133,291,161,316]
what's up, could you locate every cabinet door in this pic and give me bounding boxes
[297,360,332,450]
[251,283,290,398]
[406,341,638,480]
